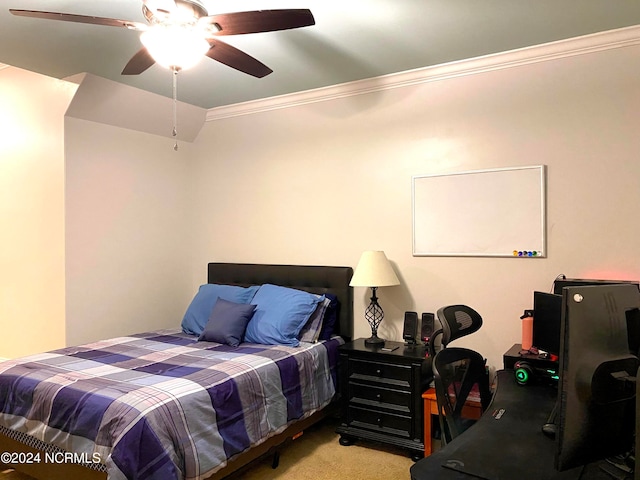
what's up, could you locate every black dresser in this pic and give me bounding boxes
[336,338,432,460]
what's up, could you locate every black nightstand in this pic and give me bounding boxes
[336,338,431,460]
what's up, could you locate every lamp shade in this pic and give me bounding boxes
[350,251,400,287]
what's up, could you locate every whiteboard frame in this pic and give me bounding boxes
[412,165,546,257]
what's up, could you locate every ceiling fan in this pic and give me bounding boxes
[9,0,316,76]
[10,0,315,150]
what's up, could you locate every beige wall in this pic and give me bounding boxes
[62,74,204,346]
[2,31,639,371]
[0,68,198,355]
[0,68,76,358]
[190,41,640,370]
[64,118,194,346]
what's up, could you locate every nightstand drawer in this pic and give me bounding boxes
[349,358,412,388]
[348,382,411,413]
[348,405,411,438]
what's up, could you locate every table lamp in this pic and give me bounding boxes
[350,251,400,346]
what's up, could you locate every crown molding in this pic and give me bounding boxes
[206,25,640,122]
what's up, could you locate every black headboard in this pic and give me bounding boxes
[207,262,354,341]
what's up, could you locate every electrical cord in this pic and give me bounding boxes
[551,274,566,293]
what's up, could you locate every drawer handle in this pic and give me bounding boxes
[376,369,382,376]
[377,417,383,427]
[376,393,382,401]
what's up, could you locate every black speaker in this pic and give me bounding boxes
[513,360,559,386]
[514,360,535,385]
[403,311,418,344]
[421,312,435,345]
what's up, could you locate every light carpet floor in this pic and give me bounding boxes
[1,417,416,480]
[231,417,415,480]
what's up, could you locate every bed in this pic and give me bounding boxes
[0,262,353,480]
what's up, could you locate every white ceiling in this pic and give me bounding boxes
[1,1,640,109]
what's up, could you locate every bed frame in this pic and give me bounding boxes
[0,262,353,480]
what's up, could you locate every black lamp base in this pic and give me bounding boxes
[364,334,385,347]
[364,287,385,347]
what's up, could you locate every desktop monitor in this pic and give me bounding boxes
[553,277,640,357]
[533,291,562,356]
[555,284,640,471]
[553,277,640,295]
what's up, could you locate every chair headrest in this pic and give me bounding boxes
[436,304,483,347]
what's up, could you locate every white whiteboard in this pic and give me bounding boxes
[412,166,546,257]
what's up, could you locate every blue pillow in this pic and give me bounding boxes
[198,299,256,347]
[182,284,259,336]
[244,284,324,347]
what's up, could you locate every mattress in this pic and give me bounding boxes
[0,329,343,480]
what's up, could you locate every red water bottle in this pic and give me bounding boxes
[520,309,534,351]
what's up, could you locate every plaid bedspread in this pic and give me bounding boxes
[0,330,343,480]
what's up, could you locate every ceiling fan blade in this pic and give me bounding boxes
[9,9,146,30]
[205,9,315,35]
[121,47,156,75]
[205,39,272,78]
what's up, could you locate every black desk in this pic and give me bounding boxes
[410,370,618,480]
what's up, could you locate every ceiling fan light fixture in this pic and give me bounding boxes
[140,24,209,70]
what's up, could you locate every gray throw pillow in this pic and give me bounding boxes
[198,298,256,347]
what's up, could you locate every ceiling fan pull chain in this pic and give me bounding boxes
[172,67,179,151]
